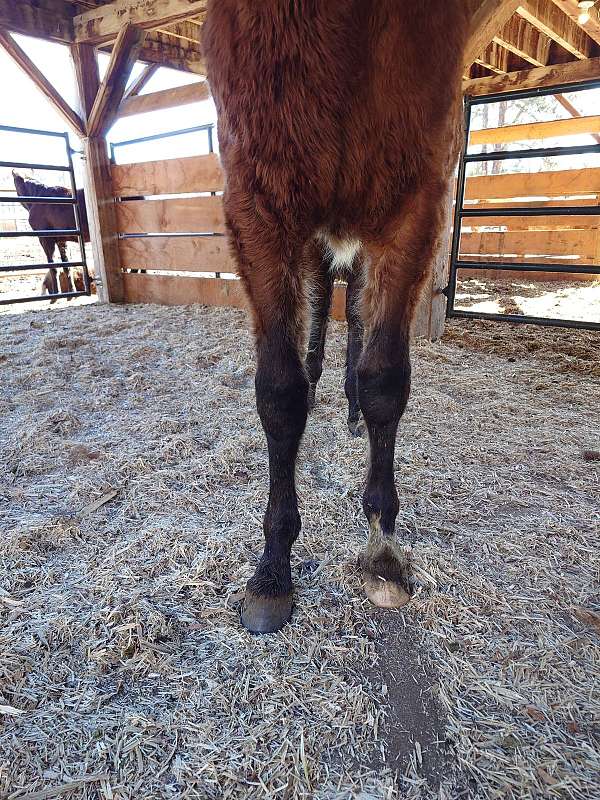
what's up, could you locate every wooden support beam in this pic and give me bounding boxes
[465,0,521,69]
[0,30,84,137]
[99,31,206,75]
[88,24,147,137]
[554,95,600,144]
[549,0,600,47]
[464,54,600,94]
[135,30,206,74]
[516,1,595,59]
[0,0,73,43]
[470,113,600,144]
[74,0,206,44]
[413,182,455,341]
[72,43,124,304]
[123,62,158,99]
[118,79,209,118]
[493,15,552,65]
[70,42,100,120]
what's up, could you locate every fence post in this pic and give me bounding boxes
[71,42,124,303]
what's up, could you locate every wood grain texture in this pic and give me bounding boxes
[465,0,521,68]
[74,0,206,44]
[461,228,599,258]
[465,54,600,94]
[122,272,350,319]
[471,114,600,144]
[88,24,147,137]
[549,0,600,47]
[112,153,223,196]
[118,80,210,117]
[118,233,231,270]
[516,0,595,59]
[0,0,73,43]
[116,196,225,234]
[465,167,600,199]
[73,41,124,304]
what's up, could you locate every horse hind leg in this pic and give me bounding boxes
[357,182,448,609]
[304,240,334,412]
[344,260,365,436]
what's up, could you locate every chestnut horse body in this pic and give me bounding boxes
[203,1,471,632]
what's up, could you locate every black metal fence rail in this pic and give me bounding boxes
[109,123,215,164]
[446,77,600,332]
[0,123,91,305]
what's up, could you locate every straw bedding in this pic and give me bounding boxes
[1,303,598,799]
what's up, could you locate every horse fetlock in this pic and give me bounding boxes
[358,519,411,608]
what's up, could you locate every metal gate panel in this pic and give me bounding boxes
[0,124,91,305]
[446,79,600,332]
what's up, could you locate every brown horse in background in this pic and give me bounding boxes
[13,171,90,298]
[203,0,472,633]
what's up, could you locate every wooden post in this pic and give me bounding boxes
[413,182,455,340]
[71,42,124,303]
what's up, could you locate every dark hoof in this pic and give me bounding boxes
[307,385,317,414]
[241,590,293,634]
[348,416,364,437]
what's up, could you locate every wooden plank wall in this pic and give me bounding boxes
[113,151,347,319]
[112,113,600,318]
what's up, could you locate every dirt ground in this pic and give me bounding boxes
[1,303,599,800]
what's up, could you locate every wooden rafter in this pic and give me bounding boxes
[493,15,552,65]
[465,52,600,94]
[0,29,85,136]
[554,94,600,143]
[118,79,209,118]
[465,0,522,69]
[0,0,73,43]
[88,23,147,136]
[123,62,158,99]
[517,0,596,59]
[549,0,600,47]
[74,0,207,44]
[134,29,206,74]
[475,41,514,73]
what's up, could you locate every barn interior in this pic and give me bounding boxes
[1,2,599,799]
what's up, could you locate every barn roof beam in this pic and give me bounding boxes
[123,62,158,99]
[88,23,147,137]
[493,15,553,66]
[0,0,74,43]
[548,0,600,48]
[0,29,85,136]
[74,0,207,44]
[475,41,514,73]
[465,0,522,71]
[465,52,600,94]
[516,0,597,59]
[131,30,206,74]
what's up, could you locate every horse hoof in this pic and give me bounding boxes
[363,573,411,608]
[241,591,293,633]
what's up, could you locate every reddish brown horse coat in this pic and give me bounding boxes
[203,1,471,632]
